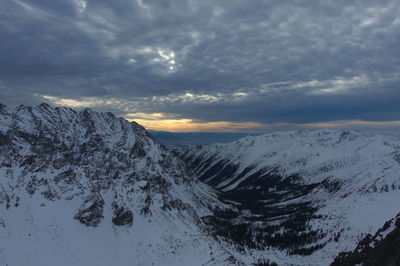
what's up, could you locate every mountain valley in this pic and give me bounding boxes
[1,104,399,265]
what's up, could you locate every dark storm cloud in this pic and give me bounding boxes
[1,0,400,126]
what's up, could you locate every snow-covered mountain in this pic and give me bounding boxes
[2,103,399,266]
[178,129,400,265]
[0,103,236,266]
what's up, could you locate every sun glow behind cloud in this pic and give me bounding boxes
[125,112,265,132]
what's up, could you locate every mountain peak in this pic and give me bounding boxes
[0,104,234,266]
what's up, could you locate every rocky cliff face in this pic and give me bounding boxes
[178,129,400,265]
[331,213,400,266]
[0,103,234,266]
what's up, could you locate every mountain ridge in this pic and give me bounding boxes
[178,128,400,265]
[0,103,236,266]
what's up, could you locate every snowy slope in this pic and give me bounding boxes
[178,129,400,265]
[0,103,236,266]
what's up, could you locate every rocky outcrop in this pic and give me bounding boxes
[331,213,400,266]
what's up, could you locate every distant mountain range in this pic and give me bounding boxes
[150,130,259,148]
[1,104,399,265]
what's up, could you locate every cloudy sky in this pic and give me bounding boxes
[1,0,400,132]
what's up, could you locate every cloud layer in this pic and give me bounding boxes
[1,0,400,132]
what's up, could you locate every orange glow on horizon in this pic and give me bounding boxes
[124,112,266,132]
[126,114,400,133]
[127,117,265,132]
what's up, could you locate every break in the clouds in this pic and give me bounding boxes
[1,0,400,132]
